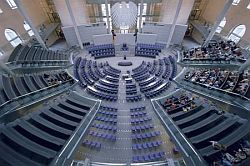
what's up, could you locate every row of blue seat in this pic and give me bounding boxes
[95,116,118,124]
[145,82,171,98]
[131,123,154,132]
[131,116,152,124]
[91,123,117,132]
[131,131,161,140]
[139,77,157,87]
[94,52,115,59]
[131,111,147,117]
[99,106,118,111]
[94,84,118,94]
[132,61,146,73]
[132,151,165,163]
[90,48,114,54]
[140,80,163,93]
[126,83,136,89]
[126,94,142,102]
[98,110,117,117]
[87,44,114,52]
[137,43,163,51]
[132,67,149,78]
[135,52,157,58]
[130,106,146,112]
[135,48,160,54]
[132,140,163,150]
[106,76,119,83]
[99,80,119,89]
[103,68,120,78]
[105,62,121,73]
[134,73,151,82]
[126,88,137,95]
[87,87,118,101]
[88,131,117,141]
[82,140,101,150]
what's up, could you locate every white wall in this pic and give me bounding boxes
[93,34,113,45]
[142,22,187,45]
[62,23,107,46]
[160,0,195,25]
[0,0,50,53]
[53,0,89,26]
[201,0,250,47]
[137,33,157,44]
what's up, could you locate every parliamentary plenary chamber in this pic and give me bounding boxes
[0,0,250,166]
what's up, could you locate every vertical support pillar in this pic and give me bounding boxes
[105,0,111,33]
[138,0,144,32]
[203,0,234,46]
[65,0,84,49]
[15,0,47,49]
[166,0,183,48]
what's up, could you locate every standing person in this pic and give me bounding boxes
[111,29,116,42]
[134,28,138,43]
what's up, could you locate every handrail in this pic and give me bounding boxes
[5,60,70,65]
[90,160,171,166]
[0,79,74,110]
[181,58,246,65]
[51,97,101,166]
[183,79,250,101]
[151,98,207,166]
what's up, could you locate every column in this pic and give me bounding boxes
[203,0,234,46]
[15,0,47,49]
[138,0,144,32]
[166,0,183,48]
[65,0,84,49]
[105,0,111,33]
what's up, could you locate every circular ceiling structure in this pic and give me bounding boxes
[111,1,137,29]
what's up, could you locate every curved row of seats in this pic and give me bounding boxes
[184,69,250,99]
[159,93,250,165]
[130,57,175,98]
[73,57,120,101]
[8,44,68,62]
[0,91,96,166]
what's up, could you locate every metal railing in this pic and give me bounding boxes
[0,79,75,118]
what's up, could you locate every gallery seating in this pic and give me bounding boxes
[0,71,74,108]
[0,91,97,165]
[182,40,247,64]
[183,69,250,99]
[158,92,250,164]
[8,44,68,62]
